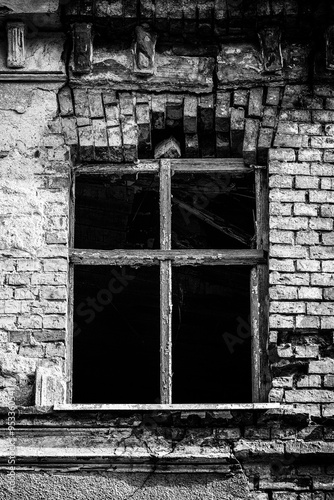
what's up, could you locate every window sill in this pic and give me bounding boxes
[53,403,280,411]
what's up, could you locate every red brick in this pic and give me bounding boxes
[306,302,334,315]
[270,245,308,258]
[309,217,333,230]
[183,96,198,134]
[321,205,334,217]
[309,190,334,203]
[296,315,320,329]
[324,124,334,135]
[273,376,293,388]
[322,234,334,245]
[269,175,293,188]
[312,110,334,122]
[270,202,292,215]
[269,230,294,244]
[215,92,231,132]
[324,375,334,387]
[299,123,323,135]
[296,260,321,272]
[270,301,305,314]
[243,118,260,164]
[311,136,334,148]
[274,134,306,148]
[269,161,310,175]
[297,375,321,388]
[324,150,334,162]
[268,148,296,162]
[266,87,281,106]
[321,317,334,329]
[269,189,306,202]
[43,314,66,329]
[248,87,263,117]
[279,109,311,121]
[270,216,308,230]
[310,247,334,259]
[296,231,320,245]
[262,106,277,128]
[294,345,319,358]
[269,285,298,300]
[233,89,248,107]
[298,148,323,161]
[310,164,334,176]
[269,271,309,286]
[285,390,334,403]
[322,261,334,272]
[269,259,295,272]
[294,203,318,216]
[311,273,334,286]
[295,176,319,189]
[277,121,299,134]
[324,288,334,300]
[270,315,295,329]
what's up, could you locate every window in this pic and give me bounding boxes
[67,158,269,407]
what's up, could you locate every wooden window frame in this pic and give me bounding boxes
[65,158,270,408]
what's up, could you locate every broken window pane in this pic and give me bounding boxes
[172,266,252,403]
[171,172,255,249]
[73,265,160,404]
[75,174,160,250]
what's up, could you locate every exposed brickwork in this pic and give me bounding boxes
[0,83,68,406]
[59,85,284,163]
[268,84,334,411]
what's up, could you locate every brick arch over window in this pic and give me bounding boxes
[58,85,285,164]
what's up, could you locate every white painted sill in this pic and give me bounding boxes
[53,403,280,411]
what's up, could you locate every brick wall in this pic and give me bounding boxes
[0,82,69,406]
[1,82,334,414]
[1,79,334,498]
[267,85,334,418]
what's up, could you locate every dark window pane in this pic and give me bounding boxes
[73,266,160,404]
[172,266,252,403]
[171,172,255,249]
[75,174,160,250]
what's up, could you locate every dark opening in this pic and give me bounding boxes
[75,174,160,250]
[172,266,252,403]
[73,170,254,404]
[171,172,255,249]
[73,265,160,404]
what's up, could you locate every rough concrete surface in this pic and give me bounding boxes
[0,471,250,500]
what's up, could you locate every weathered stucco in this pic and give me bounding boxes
[0,471,250,500]
[0,82,69,406]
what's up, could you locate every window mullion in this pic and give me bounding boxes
[251,165,269,403]
[160,159,172,404]
[68,170,75,403]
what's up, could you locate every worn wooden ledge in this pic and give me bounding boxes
[54,403,280,411]
[74,158,252,176]
[69,249,266,266]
